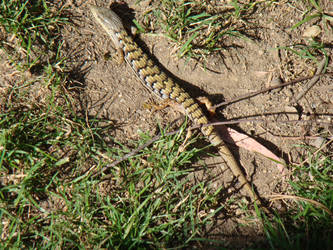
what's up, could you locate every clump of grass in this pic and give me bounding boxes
[262,145,333,249]
[291,0,333,31]
[290,145,333,218]
[277,41,328,66]
[91,126,226,248]
[0,0,67,48]
[0,0,68,70]
[139,0,258,60]
[0,104,226,248]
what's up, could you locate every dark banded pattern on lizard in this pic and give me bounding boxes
[89,5,267,211]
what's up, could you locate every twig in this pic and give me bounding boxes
[203,118,333,127]
[271,135,333,140]
[213,72,333,109]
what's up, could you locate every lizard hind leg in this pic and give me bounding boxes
[196,96,216,118]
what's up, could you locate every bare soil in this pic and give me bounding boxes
[1,0,332,247]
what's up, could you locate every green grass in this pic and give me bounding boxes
[1,0,332,249]
[138,0,259,60]
[291,0,333,30]
[262,146,333,249]
[0,0,68,71]
[0,98,227,248]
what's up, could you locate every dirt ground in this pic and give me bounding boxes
[2,0,332,246]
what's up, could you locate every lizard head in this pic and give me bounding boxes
[89,5,124,49]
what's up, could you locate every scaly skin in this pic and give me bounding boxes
[89,5,266,211]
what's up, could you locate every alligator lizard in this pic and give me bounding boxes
[89,5,266,211]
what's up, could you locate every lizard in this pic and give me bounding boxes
[89,5,268,212]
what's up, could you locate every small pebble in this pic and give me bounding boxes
[303,25,321,38]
